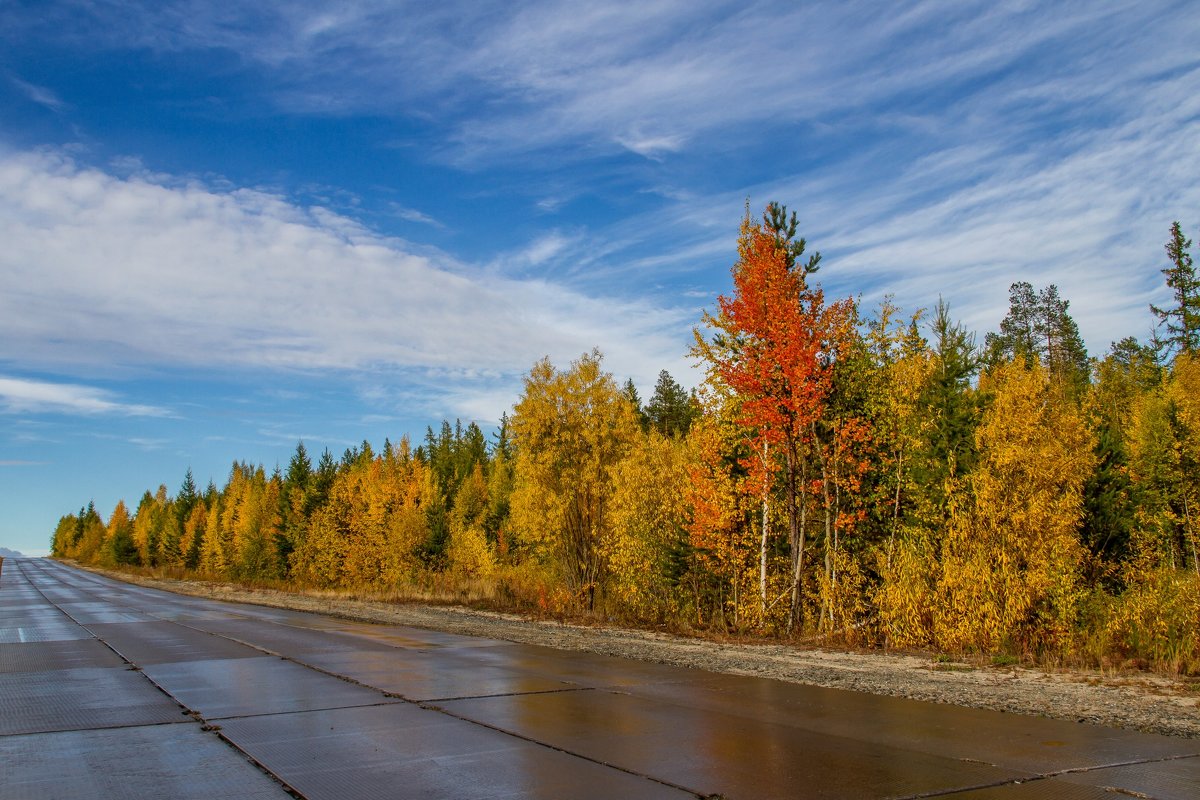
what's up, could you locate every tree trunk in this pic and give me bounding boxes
[760,441,769,613]
[813,422,834,626]
[789,445,808,630]
[887,446,903,568]
[1184,493,1198,577]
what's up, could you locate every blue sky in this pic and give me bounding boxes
[2,1,1198,556]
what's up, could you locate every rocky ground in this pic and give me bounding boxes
[81,565,1200,740]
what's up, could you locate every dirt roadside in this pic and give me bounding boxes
[81,565,1200,740]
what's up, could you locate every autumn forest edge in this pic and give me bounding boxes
[52,206,1200,673]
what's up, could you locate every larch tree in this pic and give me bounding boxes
[935,359,1094,653]
[605,430,693,619]
[447,461,496,579]
[866,301,943,649]
[180,502,207,571]
[131,490,161,566]
[509,350,641,609]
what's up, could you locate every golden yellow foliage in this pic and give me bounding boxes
[199,498,229,576]
[935,359,1094,653]
[1107,567,1200,671]
[179,502,207,570]
[603,431,692,618]
[509,351,640,606]
[444,462,494,579]
[816,547,870,642]
[874,528,938,648]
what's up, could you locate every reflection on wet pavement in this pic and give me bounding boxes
[2,557,1198,799]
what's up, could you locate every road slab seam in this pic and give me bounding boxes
[900,751,1200,798]
[23,560,711,797]
[14,559,307,799]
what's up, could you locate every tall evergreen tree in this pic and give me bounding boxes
[492,412,513,462]
[763,201,821,274]
[1081,422,1135,585]
[1036,285,1090,396]
[285,441,313,490]
[985,282,1088,394]
[1150,221,1200,359]
[308,449,338,516]
[175,468,198,533]
[646,370,696,437]
[622,378,646,430]
[984,282,1039,366]
[918,299,980,488]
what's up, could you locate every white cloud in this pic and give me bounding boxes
[0,151,689,397]
[615,130,686,160]
[508,232,576,268]
[0,376,168,417]
[10,3,1197,172]
[6,2,1197,369]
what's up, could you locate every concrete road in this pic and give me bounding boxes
[2,558,1198,799]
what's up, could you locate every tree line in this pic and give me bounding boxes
[53,208,1200,671]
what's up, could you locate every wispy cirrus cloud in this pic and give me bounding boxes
[9,76,68,113]
[0,376,168,417]
[390,204,446,229]
[12,2,1183,164]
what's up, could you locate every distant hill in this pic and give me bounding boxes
[0,547,24,557]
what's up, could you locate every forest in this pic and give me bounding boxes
[53,207,1200,673]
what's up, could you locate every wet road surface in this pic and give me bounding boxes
[2,558,1198,799]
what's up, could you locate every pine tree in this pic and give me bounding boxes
[1036,285,1090,397]
[985,282,1040,367]
[763,201,821,274]
[645,370,695,437]
[985,282,1088,394]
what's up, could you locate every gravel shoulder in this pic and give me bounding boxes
[79,564,1200,740]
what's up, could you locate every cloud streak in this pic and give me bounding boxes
[9,76,68,112]
[0,376,168,417]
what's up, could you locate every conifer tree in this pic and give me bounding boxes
[104,500,137,566]
[646,370,695,437]
[622,378,648,430]
[985,282,1088,394]
[1150,221,1200,359]
[915,299,980,507]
